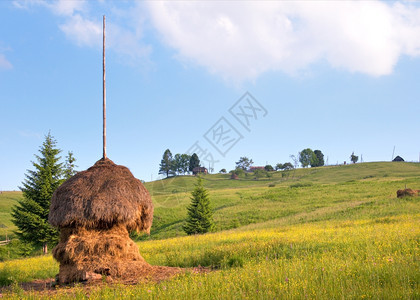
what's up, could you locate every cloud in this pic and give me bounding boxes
[18,130,41,139]
[13,0,85,15]
[13,1,420,82]
[0,54,12,70]
[146,1,420,81]
[59,14,102,47]
[14,0,150,66]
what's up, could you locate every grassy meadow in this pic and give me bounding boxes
[0,192,20,240]
[0,162,419,299]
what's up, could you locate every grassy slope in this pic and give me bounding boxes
[0,162,419,299]
[143,161,420,239]
[0,192,21,239]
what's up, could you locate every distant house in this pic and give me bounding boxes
[393,156,404,162]
[193,167,208,175]
[248,166,265,172]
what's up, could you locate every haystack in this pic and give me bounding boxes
[49,158,178,284]
[230,173,239,180]
[396,188,419,198]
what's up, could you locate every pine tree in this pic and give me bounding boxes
[183,177,214,235]
[188,153,200,173]
[64,151,78,179]
[11,133,63,254]
[159,149,174,178]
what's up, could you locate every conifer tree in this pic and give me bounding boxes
[188,153,200,173]
[11,133,63,254]
[159,149,174,177]
[183,177,214,235]
[64,151,78,179]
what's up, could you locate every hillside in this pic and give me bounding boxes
[0,161,419,298]
[0,192,21,240]
[1,162,419,242]
[143,162,420,239]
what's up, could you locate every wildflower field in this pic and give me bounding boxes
[0,162,419,299]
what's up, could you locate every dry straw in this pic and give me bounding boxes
[49,158,153,233]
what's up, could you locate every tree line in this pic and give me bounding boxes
[159,149,200,177]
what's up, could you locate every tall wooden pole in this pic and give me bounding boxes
[103,15,107,159]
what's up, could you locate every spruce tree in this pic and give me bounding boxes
[188,153,200,173]
[183,177,214,235]
[64,151,78,179]
[11,133,63,254]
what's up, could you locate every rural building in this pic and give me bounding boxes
[248,166,265,172]
[393,156,404,162]
[193,167,208,175]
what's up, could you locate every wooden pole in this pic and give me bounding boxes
[103,15,107,159]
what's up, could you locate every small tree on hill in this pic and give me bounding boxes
[189,153,200,173]
[264,165,274,172]
[11,132,63,254]
[180,154,191,174]
[350,152,359,164]
[236,156,253,171]
[183,177,214,235]
[299,148,313,168]
[172,153,183,175]
[159,149,174,177]
[282,162,294,170]
[313,150,325,167]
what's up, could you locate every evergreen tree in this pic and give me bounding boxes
[11,133,63,254]
[159,149,174,177]
[64,151,78,179]
[172,153,182,175]
[188,153,200,173]
[180,154,191,174]
[183,177,214,235]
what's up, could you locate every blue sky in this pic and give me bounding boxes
[1,1,420,190]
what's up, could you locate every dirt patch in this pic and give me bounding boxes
[1,266,211,297]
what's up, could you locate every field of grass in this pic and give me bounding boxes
[144,162,420,239]
[0,161,419,298]
[0,192,21,240]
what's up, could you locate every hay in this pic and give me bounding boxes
[48,158,177,284]
[396,188,419,198]
[49,158,153,233]
[52,224,165,284]
[53,225,144,265]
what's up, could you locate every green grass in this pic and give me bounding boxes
[144,162,420,239]
[0,192,21,240]
[0,161,419,298]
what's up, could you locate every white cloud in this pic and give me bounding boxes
[59,14,102,47]
[14,0,150,66]
[0,54,12,70]
[13,1,420,82]
[146,1,420,81]
[13,0,85,15]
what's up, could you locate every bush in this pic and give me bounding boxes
[264,165,274,172]
[290,182,313,188]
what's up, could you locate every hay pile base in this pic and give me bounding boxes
[53,225,180,284]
